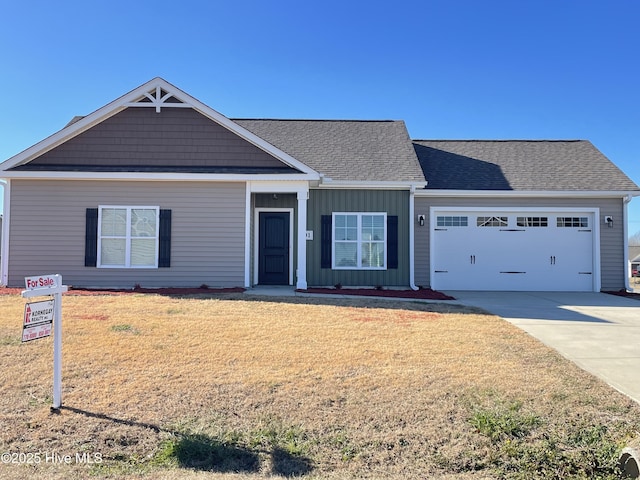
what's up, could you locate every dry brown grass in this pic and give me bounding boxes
[0,292,639,479]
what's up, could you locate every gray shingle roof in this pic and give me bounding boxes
[235,119,426,183]
[413,140,640,191]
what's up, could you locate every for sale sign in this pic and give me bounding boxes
[22,299,54,342]
[24,274,59,291]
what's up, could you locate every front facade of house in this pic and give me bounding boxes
[1,78,638,292]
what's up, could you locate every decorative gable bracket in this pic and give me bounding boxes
[125,86,192,113]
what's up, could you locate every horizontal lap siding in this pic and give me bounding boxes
[414,196,625,291]
[8,180,245,288]
[306,189,409,287]
[27,108,285,169]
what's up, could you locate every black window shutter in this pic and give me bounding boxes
[158,209,172,268]
[84,208,98,267]
[387,215,399,269]
[321,215,332,268]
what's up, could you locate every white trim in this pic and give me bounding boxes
[429,206,601,292]
[249,180,310,194]
[244,182,252,288]
[296,189,308,289]
[0,77,320,180]
[254,208,294,286]
[416,189,640,198]
[0,171,316,182]
[1,180,9,285]
[319,180,427,190]
[332,212,387,270]
[97,206,160,269]
[409,186,418,290]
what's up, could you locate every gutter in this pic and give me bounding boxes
[415,189,640,198]
[0,179,7,286]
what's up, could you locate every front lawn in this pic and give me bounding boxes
[0,292,638,479]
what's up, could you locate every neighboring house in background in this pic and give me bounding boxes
[0,78,638,292]
[630,246,640,279]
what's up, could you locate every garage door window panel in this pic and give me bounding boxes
[557,217,589,228]
[437,216,468,227]
[517,217,548,227]
[477,216,508,227]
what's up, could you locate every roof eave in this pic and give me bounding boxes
[0,171,320,182]
[414,189,640,198]
[317,179,428,190]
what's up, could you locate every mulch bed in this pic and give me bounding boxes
[0,286,246,296]
[0,285,454,300]
[297,287,455,300]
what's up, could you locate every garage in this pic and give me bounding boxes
[430,208,598,291]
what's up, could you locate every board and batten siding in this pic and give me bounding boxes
[414,196,626,291]
[8,180,246,288]
[306,189,410,287]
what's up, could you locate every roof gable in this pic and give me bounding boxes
[413,140,640,192]
[13,107,298,174]
[0,78,319,178]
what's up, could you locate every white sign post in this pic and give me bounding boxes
[22,274,68,411]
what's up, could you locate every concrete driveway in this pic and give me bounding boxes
[447,291,640,404]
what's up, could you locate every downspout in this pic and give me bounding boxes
[0,179,8,286]
[409,185,418,290]
[624,194,633,292]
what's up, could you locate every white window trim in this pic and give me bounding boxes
[97,206,160,269]
[332,212,387,270]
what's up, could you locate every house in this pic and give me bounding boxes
[1,77,638,292]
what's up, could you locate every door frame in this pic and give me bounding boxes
[254,208,294,286]
[429,206,601,292]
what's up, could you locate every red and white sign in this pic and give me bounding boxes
[24,274,59,291]
[22,299,54,342]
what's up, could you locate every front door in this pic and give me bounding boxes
[258,212,290,285]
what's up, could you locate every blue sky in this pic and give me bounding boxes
[1,0,639,234]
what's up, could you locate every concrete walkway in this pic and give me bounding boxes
[447,291,640,404]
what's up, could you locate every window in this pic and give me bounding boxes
[333,213,386,269]
[477,216,508,227]
[437,216,468,227]
[557,217,589,228]
[517,216,548,227]
[98,206,159,268]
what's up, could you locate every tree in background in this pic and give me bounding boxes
[631,230,640,246]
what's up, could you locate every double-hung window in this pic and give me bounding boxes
[98,206,159,268]
[332,213,386,269]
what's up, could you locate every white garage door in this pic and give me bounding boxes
[431,210,596,291]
